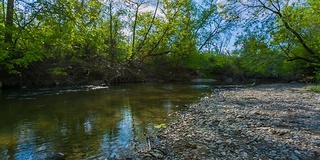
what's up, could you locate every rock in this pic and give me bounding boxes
[47,152,67,160]
[216,140,224,144]
[88,80,105,86]
[294,150,301,155]
[135,84,320,160]
[0,81,2,88]
[313,140,320,146]
[289,153,299,160]
[241,152,248,158]
[237,115,244,118]
[150,149,164,159]
[191,78,216,83]
[289,81,300,84]
[224,77,233,83]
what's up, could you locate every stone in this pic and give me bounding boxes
[237,114,245,118]
[88,80,105,86]
[289,153,299,160]
[241,152,248,158]
[135,84,320,160]
[314,140,320,146]
[150,150,164,159]
[294,150,301,155]
[216,140,224,144]
[48,152,67,160]
[191,78,216,83]
[269,150,277,157]
[224,77,233,83]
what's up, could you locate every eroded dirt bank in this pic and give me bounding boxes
[136,83,320,160]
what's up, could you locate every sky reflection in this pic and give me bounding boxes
[0,83,211,159]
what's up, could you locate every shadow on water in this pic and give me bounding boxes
[0,83,211,159]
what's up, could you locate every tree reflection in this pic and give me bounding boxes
[0,83,210,159]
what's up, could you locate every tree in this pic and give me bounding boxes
[4,0,14,45]
[272,0,320,63]
[217,0,320,79]
[235,33,284,77]
[125,0,147,61]
[0,0,240,85]
[195,0,233,52]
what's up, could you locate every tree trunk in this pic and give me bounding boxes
[5,0,14,44]
[109,0,115,62]
[129,4,139,60]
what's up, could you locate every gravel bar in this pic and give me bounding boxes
[136,83,320,160]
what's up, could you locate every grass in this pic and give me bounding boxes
[308,84,320,93]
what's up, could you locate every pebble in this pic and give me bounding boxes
[290,153,299,160]
[216,140,224,144]
[136,84,320,159]
[241,152,248,158]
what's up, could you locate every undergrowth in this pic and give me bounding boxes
[308,85,320,93]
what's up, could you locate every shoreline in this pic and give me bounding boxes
[136,83,320,159]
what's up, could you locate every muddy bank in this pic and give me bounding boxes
[136,83,320,159]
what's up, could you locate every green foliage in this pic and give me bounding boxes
[215,0,320,81]
[308,85,320,93]
[1,0,319,85]
[154,123,167,129]
[51,67,68,76]
[1,0,214,84]
[314,71,320,82]
[235,35,281,77]
[272,0,320,65]
[197,52,241,79]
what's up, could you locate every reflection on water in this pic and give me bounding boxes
[0,83,211,159]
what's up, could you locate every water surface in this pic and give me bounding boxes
[0,83,211,159]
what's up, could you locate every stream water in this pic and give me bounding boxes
[0,83,212,159]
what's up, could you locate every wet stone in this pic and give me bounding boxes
[290,153,299,160]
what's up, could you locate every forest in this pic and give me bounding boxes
[1,0,319,87]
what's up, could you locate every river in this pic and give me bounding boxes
[0,83,212,159]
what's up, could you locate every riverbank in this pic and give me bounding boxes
[136,83,320,159]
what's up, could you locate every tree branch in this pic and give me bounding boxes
[255,0,316,56]
[136,0,160,53]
